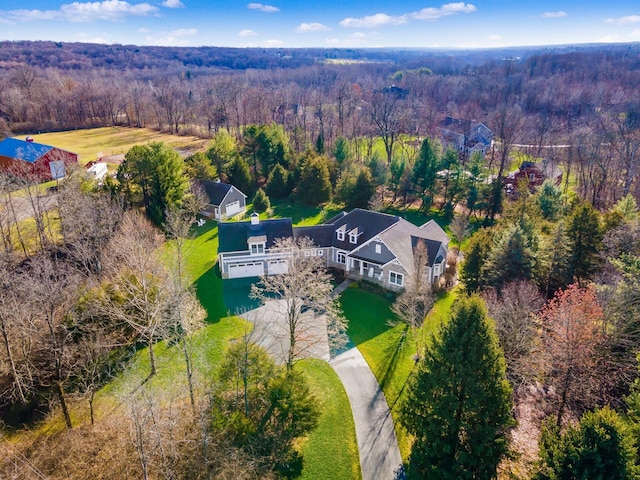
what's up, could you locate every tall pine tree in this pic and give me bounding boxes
[400,295,514,480]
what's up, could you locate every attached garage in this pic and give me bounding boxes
[268,260,288,275]
[228,262,264,278]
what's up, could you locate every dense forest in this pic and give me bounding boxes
[2,41,640,479]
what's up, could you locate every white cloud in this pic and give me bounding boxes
[540,11,567,19]
[6,0,159,23]
[296,22,331,33]
[169,28,197,36]
[486,34,502,41]
[631,29,640,39]
[340,2,475,28]
[340,13,407,28]
[162,0,184,8]
[247,3,279,13]
[412,2,476,20]
[605,15,640,25]
[264,38,284,46]
[138,27,150,33]
[238,29,258,37]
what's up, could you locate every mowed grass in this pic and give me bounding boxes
[298,359,361,480]
[341,285,459,459]
[16,126,210,165]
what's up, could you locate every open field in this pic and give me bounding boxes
[15,127,210,165]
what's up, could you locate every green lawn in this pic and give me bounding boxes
[298,359,361,480]
[175,214,359,479]
[340,285,460,459]
[269,198,343,226]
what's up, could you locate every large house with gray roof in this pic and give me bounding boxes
[217,208,449,291]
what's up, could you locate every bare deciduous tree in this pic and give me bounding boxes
[391,239,434,358]
[483,280,544,390]
[250,236,346,370]
[101,212,170,380]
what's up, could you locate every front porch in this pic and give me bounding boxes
[345,257,385,283]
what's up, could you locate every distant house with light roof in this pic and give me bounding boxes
[0,137,78,181]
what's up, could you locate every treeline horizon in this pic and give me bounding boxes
[2,40,640,208]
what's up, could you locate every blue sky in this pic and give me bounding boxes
[1,0,640,48]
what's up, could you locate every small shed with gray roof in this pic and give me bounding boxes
[199,180,247,220]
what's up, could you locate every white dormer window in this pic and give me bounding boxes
[248,235,266,255]
[336,225,346,241]
[375,244,381,254]
[348,227,360,244]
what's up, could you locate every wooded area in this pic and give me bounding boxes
[2,41,640,479]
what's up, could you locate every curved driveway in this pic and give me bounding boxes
[240,289,403,480]
[331,347,402,480]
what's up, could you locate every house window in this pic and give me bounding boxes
[389,271,404,286]
[375,244,381,254]
[317,250,324,256]
[337,252,346,264]
[337,229,345,241]
[250,243,264,255]
[349,231,358,244]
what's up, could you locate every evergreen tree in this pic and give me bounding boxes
[117,142,188,226]
[400,295,514,480]
[265,163,291,199]
[227,156,253,196]
[567,202,602,282]
[184,151,217,181]
[485,223,537,291]
[345,169,375,210]
[460,228,493,293]
[206,129,238,177]
[537,181,562,221]
[252,188,270,213]
[412,137,439,212]
[297,155,331,205]
[539,223,572,297]
[535,408,639,480]
[333,136,351,167]
[315,133,325,155]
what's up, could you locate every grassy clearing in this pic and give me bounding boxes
[298,358,361,480]
[340,285,460,459]
[16,127,209,165]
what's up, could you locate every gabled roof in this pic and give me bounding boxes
[199,180,246,206]
[378,218,447,273]
[328,208,400,250]
[218,218,293,253]
[349,239,396,265]
[294,224,335,248]
[0,138,54,163]
[419,219,449,244]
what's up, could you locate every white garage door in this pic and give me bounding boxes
[228,262,264,278]
[268,260,288,275]
[225,200,241,216]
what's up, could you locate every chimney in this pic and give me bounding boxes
[251,212,260,225]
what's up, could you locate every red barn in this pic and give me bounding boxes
[0,137,78,181]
